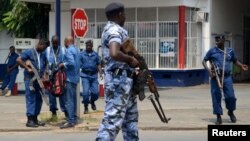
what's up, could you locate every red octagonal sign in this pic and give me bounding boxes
[72,8,88,38]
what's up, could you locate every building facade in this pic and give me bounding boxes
[1,0,250,87]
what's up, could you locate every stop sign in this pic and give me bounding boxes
[72,8,88,38]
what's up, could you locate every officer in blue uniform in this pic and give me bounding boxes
[16,39,48,128]
[79,40,102,114]
[202,35,248,125]
[45,35,66,119]
[96,2,140,141]
[0,46,19,97]
[59,36,80,129]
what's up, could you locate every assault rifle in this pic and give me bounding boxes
[26,60,49,105]
[121,39,171,123]
[210,61,223,89]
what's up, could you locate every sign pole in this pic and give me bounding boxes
[76,37,81,122]
[72,8,88,123]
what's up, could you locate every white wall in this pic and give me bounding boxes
[210,0,245,55]
[71,0,186,9]
[49,11,71,46]
[210,0,250,80]
[0,31,14,63]
[210,0,243,35]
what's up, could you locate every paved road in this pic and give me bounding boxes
[0,84,250,132]
[0,130,207,141]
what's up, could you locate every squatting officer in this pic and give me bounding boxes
[202,35,248,125]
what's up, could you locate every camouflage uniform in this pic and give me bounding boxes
[96,21,139,141]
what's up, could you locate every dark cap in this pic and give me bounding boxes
[9,45,15,49]
[105,2,124,14]
[85,39,93,44]
[215,34,225,40]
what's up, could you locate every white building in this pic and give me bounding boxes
[1,0,250,87]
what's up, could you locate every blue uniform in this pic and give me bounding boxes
[79,50,100,106]
[63,44,80,124]
[0,52,19,90]
[20,48,47,117]
[45,46,66,114]
[203,47,237,115]
[96,21,138,141]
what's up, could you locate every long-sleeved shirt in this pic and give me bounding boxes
[63,44,80,84]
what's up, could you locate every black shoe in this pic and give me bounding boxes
[95,138,101,141]
[36,120,46,126]
[26,116,39,128]
[34,116,45,126]
[84,107,89,114]
[215,115,222,125]
[52,111,57,116]
[91,101,97,111]
[228,111,237,123]
[26,120,39,128]
[60,122,75,129]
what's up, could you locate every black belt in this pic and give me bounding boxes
[81,70,97,75]
[218,71,231,77]
[110,68,134,78]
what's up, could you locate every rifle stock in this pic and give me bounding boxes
[210,61,223,89]
[121,39,171,123]
[26,60,49,105]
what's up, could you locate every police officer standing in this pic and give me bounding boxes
[79,40,102,114]
[202,35,248,125]
[16,39,48,128]
[96,2,139,141]
[45,35,67,120]
[59,36,80,129]
[0,46,19,97]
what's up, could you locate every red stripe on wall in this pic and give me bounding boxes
[178,6,185,69]
[71,9,76,40]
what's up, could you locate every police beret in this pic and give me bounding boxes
[105,2,124,14]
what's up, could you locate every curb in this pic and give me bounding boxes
[0,128,53,132]
[0,126,208,132]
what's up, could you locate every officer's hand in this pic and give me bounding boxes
[128,57,139,68]
[209,70,214,78]
[241,64,248,71]
[59,63,64,69]
[27,68,34,74]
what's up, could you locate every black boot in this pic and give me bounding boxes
[26,116,38,128]
[84,104,89,114]
[64,111,68,118]
[228,111,237,123]
[91,101,97,111]
[215,114,222,125]
[50,111,57,121]
[34,116,45,126]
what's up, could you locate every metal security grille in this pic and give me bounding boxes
[136,22,157,68]
[185,22,202,68]
[159,21,178,68]
[83,7,202,69]
[85,23,95,38]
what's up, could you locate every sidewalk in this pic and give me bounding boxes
[0,84,250,132]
